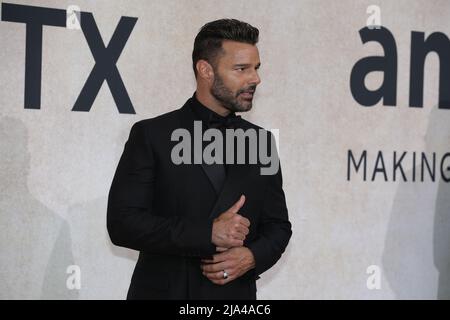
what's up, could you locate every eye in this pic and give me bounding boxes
[236,67,245,71]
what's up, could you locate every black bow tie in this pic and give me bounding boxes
[208,113,242,129]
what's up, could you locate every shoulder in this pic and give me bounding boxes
[133,108,182,131]
[128,104,188,142]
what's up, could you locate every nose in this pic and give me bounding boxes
[249,69,261,86]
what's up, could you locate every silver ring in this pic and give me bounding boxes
[223,270,228,279]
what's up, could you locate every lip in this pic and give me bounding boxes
[240,92,254,99]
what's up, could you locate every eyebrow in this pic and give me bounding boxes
[234,63,261,68]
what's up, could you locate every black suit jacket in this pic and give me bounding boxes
[107,96,292,299]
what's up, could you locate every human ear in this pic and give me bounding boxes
[196,60,214,82]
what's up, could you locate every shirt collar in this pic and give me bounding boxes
[190,92,236,124]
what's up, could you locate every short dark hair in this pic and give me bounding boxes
[192,19,259,77]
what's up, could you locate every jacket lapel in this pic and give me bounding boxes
[179,101,224,195]
[177,99,252,219]
[207,163,252,219]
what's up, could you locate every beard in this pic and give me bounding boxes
[210,72,256,113]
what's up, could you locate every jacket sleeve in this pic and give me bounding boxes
[107,121,216,257]
[246,134,292,277]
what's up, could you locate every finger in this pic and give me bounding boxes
[231,231,246,241]
[203,270,231,281]
[201,251,228,264]
[210,278,227,286]
[235,225,249,236]
[203,270,233,284]
[201,259,214,264]
[201,261,227,273]
[229,238,244,247]
[239,216,251,228]
[203,270,223,281]
[229,195,246,214]
[216,247,228,252]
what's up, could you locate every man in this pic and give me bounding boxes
[107,19,291,300]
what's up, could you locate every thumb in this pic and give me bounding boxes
[229,195,246,214]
